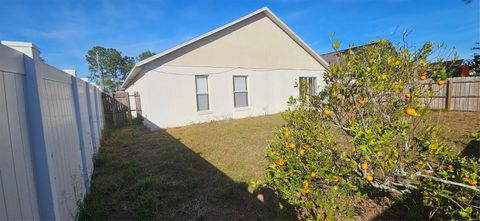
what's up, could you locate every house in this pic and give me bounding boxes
[320,42,382,65]
[122,7,329,129]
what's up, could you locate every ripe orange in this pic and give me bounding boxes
[437,80,446,85]
[323,108,332,116]
[357,98,365,105]
[332,176,339,182]
[278,159,285,166]
[299,149,305,156]
[420,75,427,80]
[332,82,341,88]
[303,180,309,188]
[405,92,411,99]
[311,172,317,178]
[361,163,368,170]
[447,165,454,172]
[469,180,478,186]
[405,107,419,117]
[366,175,374,182]
[462,177,470,182]
[422,192,430,200]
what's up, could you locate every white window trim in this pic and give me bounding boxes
[299,76,317,97]
[233,75,249,108]
[195,75,210,112]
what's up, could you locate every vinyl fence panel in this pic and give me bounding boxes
[0,41,104,220]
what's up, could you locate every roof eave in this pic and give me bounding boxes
[122,7,329,89]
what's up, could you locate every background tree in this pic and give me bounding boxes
[86,46,134,92]
[137,50,156,62]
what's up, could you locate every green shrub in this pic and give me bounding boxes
[265,39,479,220]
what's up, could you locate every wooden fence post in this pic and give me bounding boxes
[112,93,117,127]
[126,92,132,123]
[446,80,453,110]
[134,92,142,122]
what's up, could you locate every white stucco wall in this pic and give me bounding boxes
[126,65,325,129]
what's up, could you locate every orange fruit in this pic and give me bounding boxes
[361,163,368,170]
[323,108,332,116]
[305,187,311,193]
[366,175,374,182]
[463,177,470,182]
[311,172,317,178]
[289,143,296,149]
[422,192,430,200]
[332,176,339,182]
[303,180,309,188]
[357,98,365,105]
[437,80,446,85]
[447,165,454,172]
[278,159,285,166]
[420,75,427,80]
[299,149,305,156]
[469,180,478,186]
[405,107,419,117]
[405,92,411,99]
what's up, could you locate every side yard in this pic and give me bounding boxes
[79,111,479,220]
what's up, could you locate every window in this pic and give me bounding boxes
[233,76,248,108]
[299,77,317,97]
[195,75,209,111]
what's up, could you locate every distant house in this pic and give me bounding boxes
[122,7,329,129]
[321,43,477,77]
[320,42,380,65]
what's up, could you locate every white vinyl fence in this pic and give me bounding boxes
[0,41,104,220]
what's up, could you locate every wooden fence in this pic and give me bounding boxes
[428,76,480,112]
[102,91,142,127]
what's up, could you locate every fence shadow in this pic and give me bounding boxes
[81,117,283,220]
[460,140,480,157]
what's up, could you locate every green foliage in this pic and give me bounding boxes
[136,50,156,62]
[85,46,135,92]
[266,39,479,220]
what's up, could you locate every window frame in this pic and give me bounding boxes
[299,77,317,97]
[195,75,210,111]
[232,75,248,108]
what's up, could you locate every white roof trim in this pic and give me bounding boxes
[122,7,329,89]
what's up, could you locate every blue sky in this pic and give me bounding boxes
[1,0,478,78]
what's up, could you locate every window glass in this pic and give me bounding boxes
[195,76,209,111]
[233,76,248,107]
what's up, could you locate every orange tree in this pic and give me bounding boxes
[265,39,479,220]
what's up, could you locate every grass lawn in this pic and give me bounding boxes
[79,111,479,220]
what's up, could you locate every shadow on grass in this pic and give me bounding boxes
[460,140,479,158]
[78,122,288,220]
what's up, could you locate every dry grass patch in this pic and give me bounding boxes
[78,112,478,220]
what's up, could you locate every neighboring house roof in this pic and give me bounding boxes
[320,42,380,65]
[122,7,329,89]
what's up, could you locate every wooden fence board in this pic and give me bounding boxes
[102,92,142,127]
[423,77,480,112]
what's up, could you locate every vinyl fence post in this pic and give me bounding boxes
[86,84,98,154]
[71,76,90,191]
[93,88,101,143]
[4,42,57,219]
